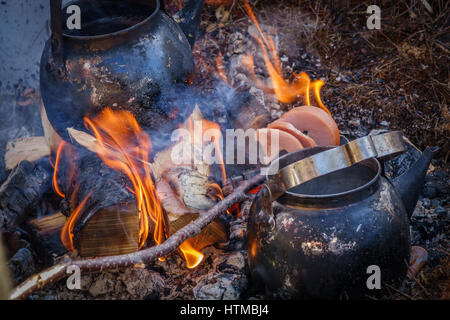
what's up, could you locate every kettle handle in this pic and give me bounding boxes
[50,0,64,66]
[170,0,205,48]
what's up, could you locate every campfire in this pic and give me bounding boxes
[35,1,339,272]
[0,0,446,302]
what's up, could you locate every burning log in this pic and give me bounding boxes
[53,106,230,262]
[55,146,141,257]
[9,174,264,300]
[0,161,52,232]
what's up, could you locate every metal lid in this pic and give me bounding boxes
[264,131,407,201]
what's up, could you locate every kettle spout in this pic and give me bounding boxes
[392,146,438,218]
[172,0,205,47]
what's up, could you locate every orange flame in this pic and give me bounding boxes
[52,141,67,198]
[83,108,167,249]
[61,192,92,251]
[179,239,204,269]
[243,1,331,116]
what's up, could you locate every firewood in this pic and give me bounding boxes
[9,174,265,300]
[78,203,140,257]
[228,94,271,130]
[2,101,64,170]
[161,167,216,211]
[63,109,227,258]
[0,161,52,232]
[157,171,228,254]
[28,212,66,235]
[5,137,50,170]
[40,100,62,153]
[56,149,138,256]
[0,236,11,299]
[67,127,159,176]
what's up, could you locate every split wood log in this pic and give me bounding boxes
[0,161,52,232]
[9,174,264,300]
[40,100,62,153]
[29,212,66,235]
[0,236,12,299]
[55,147,138,255]
[3,101,62,171]
[5,137,50,170]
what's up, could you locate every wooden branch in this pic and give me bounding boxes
[9,174,265,300]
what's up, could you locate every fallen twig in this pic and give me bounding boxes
[9,174,265,300]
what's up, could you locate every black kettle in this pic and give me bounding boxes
[247,133,436,299]
[40,0,204,140]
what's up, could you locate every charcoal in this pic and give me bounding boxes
[0,160,51,232]
[8,247,35,284]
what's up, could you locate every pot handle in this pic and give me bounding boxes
[50,0,64,67]
[264,131,408,202]
[259,185,276,231]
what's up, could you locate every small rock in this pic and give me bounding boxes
[88,272,117,297]
[435,206,447,218]
[249,87,265,107]
[349,119,360,127]
[422,182,437,198]
[224,252,246,270]
[380,120,390,126]
[431,199,440,208]
[8,247,35,282]
[422,198,431,209]
[119,268,165,298]
[193,273,248,300]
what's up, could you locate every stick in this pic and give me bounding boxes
[9,174,265,300]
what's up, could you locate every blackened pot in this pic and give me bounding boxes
[41,0,204,140]
[247,146,435,299]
